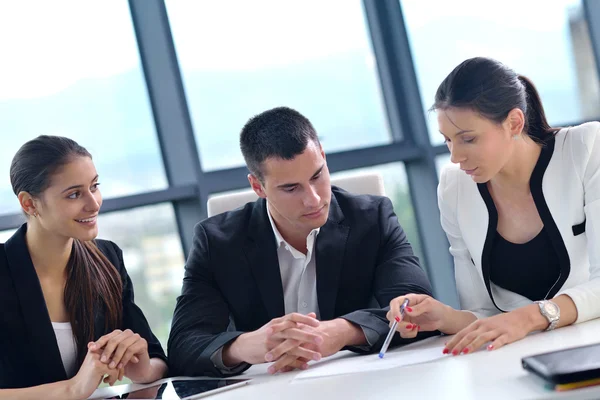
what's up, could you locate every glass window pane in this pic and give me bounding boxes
[402,0,600,145]
[330,163,424,271]
[166,0,392,171]
[97,204,186,349]
[435,154,451,180]
[0,229,17,243]
[0,1,167,216]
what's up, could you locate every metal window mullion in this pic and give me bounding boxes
[128,0,207,256]
[363,0,458,307]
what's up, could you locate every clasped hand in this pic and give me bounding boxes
[234,312,352,374]
[88,329,151,383]
[68,328,150,400]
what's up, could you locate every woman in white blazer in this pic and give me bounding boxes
[386,57,600,356]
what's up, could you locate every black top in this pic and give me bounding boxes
[477,138,572,312]
[167,186,438,377]
[490,228,561,301]
[0,224,167,389]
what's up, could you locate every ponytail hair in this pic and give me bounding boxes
[431,57,559,142]
[517,75,558,141]
[10,135,122,367]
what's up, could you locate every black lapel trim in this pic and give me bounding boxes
[315,191,350,321]
[4,224,67,383]
[529,139,570,299]
[477,182,504,312]
[242,199,285,320]
[572,219,586,236]
[477,138,569,311]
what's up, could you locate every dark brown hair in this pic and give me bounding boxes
[431,57,559,142]
[10,135,122,366]
[240,106,320,182]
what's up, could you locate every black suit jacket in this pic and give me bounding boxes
[0,224,166,389]
[168,187,437,377]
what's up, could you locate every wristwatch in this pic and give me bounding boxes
[535,300,560,331]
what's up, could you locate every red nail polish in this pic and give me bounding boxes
[406,307,413,312]
[462,348,469,354]
[487,345,494,351]
[395,316,400,322]
[406,324,413,329]
[442,348,449,354]
[452,350,459,356]
[416,325,420,331]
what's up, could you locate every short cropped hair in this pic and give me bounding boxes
[239,107,320,181]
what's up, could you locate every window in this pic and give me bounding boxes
[0,229,17,243]
[330,163,424,269]
[97,204,186,348]
[402,0,600,145]
[435,154,452,179]
[0,1,167,216]
[166,0,392,171]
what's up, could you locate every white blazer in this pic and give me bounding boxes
[438,121,600,323]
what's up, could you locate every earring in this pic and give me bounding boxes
[32,212,38,218]
[512,135,520,140]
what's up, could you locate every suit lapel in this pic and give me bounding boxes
[243,199,285,320]
[4,224,67,383]
[316,194,350,321]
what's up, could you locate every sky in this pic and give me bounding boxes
[0,0,581,99]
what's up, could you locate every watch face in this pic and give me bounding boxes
[543,302,559,316]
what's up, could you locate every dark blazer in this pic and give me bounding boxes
[0,224,167,389]
[168,186,437,377]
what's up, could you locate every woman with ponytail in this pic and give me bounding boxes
[0,136,167,399]
[385,57,600,355]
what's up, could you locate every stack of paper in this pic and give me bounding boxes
[294,342,446,381]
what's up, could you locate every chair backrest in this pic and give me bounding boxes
[206,171,385,217]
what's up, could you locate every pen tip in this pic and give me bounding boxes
[378,353,384,359]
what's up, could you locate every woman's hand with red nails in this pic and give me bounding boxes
[387,294,460,336]
[443,308,533,356]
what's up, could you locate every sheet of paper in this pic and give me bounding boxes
[293,342,446,381]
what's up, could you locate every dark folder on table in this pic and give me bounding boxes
[522,343,600,391]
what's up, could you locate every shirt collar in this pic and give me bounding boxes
[266,201,320,251]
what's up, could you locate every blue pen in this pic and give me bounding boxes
[379,298,410,359]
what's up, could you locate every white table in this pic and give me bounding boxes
[92,318,600,400]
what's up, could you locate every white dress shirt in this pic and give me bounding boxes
[266,202,321,318]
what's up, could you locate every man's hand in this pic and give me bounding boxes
[265,318,367,374]
[301,318,366,357]
[222,312,322,371]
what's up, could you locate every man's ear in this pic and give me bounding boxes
[248,174,267,199]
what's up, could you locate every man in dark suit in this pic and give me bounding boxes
[168,107,436,377]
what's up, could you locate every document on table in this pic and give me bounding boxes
[293,341,446,381]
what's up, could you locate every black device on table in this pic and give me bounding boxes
[522,343,600,391]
